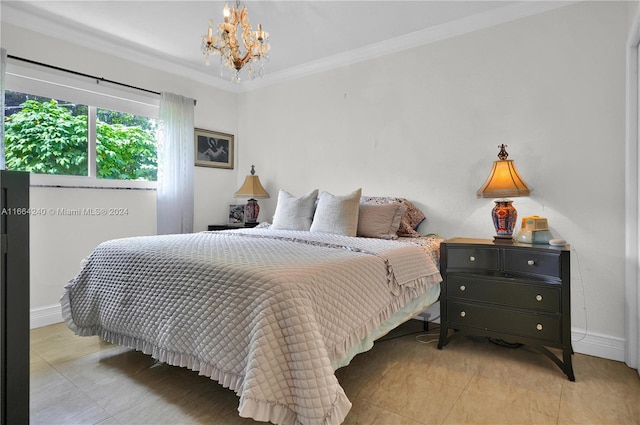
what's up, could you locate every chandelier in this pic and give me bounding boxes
[201,1,270,82]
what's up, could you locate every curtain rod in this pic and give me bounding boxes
[7,54,196,105]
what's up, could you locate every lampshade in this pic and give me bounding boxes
[235,165,270,199]
[477,146,530,198]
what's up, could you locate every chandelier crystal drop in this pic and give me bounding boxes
[201,1,270,83]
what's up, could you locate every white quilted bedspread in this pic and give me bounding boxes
[61,229,442,425]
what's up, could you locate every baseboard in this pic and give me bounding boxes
[30,304,63,329]
[30,305,627,363]
[571,328,626,362]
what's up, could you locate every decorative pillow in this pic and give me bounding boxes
[271,189,319,231]
[360,196,426,237]
[310,189,362,236]
[357,203,407,239]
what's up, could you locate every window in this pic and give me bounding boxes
[4,92,89,176]
[4,92,157,181]
[4,61,159,188]
[95,107,157,181]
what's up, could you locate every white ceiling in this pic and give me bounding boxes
[1,1,571,91]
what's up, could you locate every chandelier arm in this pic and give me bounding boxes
[237,52,255,68]
[240,10,257,55]
[205,41,223,55]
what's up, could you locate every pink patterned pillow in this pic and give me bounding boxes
[360,196,426,237]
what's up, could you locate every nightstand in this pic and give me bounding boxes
[208,223,259,231]
[437,237,574,381]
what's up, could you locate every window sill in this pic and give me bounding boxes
[28,174,157,190]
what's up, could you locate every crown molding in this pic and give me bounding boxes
[1,1,242,94]
[3,1,576,94]
[242,1,576,92]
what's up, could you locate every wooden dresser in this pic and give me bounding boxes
[438,237,574,381]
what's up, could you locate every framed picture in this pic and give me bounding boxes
[229,204,245,225]
[195,129,234,169]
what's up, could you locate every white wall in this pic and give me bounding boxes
[238,1,628,359]
[1,23,241,326]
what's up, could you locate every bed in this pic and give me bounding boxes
[61,191,443,425]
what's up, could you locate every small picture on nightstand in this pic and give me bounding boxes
[229,204,245,225]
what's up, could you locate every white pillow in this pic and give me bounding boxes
[310,189,362,236]
[271,189,319,231]
[357,203,407,239]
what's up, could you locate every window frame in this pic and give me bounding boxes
[4,61,160,189]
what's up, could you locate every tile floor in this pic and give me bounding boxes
[30,320,640,424]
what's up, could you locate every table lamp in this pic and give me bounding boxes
[477,144,531,240]
[235,165,270,223]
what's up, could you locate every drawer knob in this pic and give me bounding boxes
[460,311,466,318]
[536,323,543,331]
[460,285,466,292]
[469,256,476,262]
[528,260,535,266]
[536,294,543,302]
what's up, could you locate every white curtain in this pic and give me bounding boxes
[156,92,195,235]
[1,48,6,169]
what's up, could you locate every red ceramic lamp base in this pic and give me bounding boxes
[245,198,260,223]
[492,199,517,240]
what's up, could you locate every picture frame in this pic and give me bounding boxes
[195,129,234,169]
[228,204,245,225]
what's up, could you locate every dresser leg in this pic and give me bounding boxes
[538,345,575,381]
[437,326,448,349]
[564,348,575,382]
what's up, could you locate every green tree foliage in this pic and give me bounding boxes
[4,99,88,175]
[4,98,157,180]
[96,120,157,180]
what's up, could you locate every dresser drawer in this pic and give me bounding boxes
[504,249,561,279]
[446,247,499,271]
[447,274,561,313]
[447,301,561,342]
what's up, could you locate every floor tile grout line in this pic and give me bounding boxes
[555,383,564,425]
[31,356,109,425]
[41,340,161,424]
[437,366,476,425]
